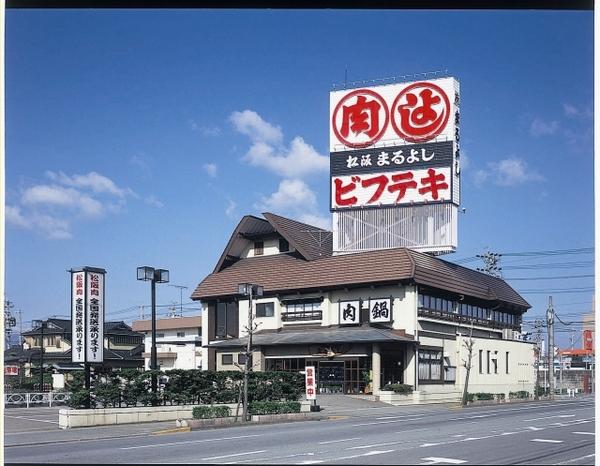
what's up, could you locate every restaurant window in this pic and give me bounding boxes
[279,237,289,253]
[493,353,498,374]
[418,349,443,382]
[506,351,510,374]
[487,350,491,374]
[177,332,185,338]
[479,349,483,374]
[221,354,233,365]
[216,302,238,338]
[254,241,264,256]
[256,302,274,318]
[282,298,323,321]
[156,333,165,338]
[238,353,247,365]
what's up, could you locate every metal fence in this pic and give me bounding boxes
[4,391,71,408]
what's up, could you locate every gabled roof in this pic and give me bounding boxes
[263,212,332,261]
[192,245,530,310]
[212,213,333,273]
[22,320,143,338]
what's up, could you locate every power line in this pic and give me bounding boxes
[505,274,594,281]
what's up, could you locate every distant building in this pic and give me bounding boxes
[12,318,145,376]
[132,316,202,370]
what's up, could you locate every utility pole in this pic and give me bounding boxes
[559,352,563,395]
[547,296,555,400]
[533,320,544,399]
[476,250,502,278]
[168,285,188,317]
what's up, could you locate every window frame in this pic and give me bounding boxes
[254,241,264,256]
[256,302,275,318]
[221,354,233,365]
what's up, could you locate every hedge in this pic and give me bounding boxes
[192,405,231,419]
[380,384,413,394]
[66,369,304,409]
[509,390,530,399]
[249,401,301,415]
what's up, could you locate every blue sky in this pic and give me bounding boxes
[5,10,594,347]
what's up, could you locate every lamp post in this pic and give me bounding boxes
[237,283,263,422]
[32,319,45,392]
[137,266,169,403]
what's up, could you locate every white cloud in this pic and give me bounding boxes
[22,184,104,217]
[189,120,221,137]
[563,103,579,117]
[6,205,71,239]
[130,155,152,178]
[230,110,283,144]
[459,151,470,171]
[5,206,30,228]
[258,179,317,211]
[144,195,164,208]
[492,158,544,186]
[203,163,218,178]
[473,158,544,188]
[530,118,559,137]
[46,170,132,198]
[298,213,331,230]
[225,199,238,219]
[243,136,329,179]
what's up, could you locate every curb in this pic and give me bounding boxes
[152,426,191,435]
[186,414,326,431]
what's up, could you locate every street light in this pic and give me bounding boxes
[32,319,45,392]
[237,283,263,422]
[137,266,169,403]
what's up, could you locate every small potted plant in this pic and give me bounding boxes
[362,370,372,394]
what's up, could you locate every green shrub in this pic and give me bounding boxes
[249,401,301,415]
[192,405,232,419]
[495,393,506,401]
[473,392,494,401]
[466,393,475,403]
[381,383,413,394]
[509,390,530,399]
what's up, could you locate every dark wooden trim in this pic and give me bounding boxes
[419,331,456,340]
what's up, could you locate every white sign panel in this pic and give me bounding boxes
[85,272,104,363]
[305,365,316,400]
[369,298,392,323]
[330,77,459,152]
[339,300,361,325]
[71,271,86,363]
[332,166,451,210]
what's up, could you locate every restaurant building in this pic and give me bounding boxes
[192,212,535,401]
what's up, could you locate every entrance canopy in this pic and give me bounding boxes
[206,326,414,349]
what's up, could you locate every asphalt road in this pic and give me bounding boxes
[4,397,595,464]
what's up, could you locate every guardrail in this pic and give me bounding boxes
[4,391,71,408]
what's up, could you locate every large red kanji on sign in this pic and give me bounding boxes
[332,89,389,149]
[391,82,451,143]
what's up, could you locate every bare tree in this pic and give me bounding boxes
[461,324,475,407]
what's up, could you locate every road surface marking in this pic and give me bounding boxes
[318,437,362,445]
[376,414,429,420]
[420,442,441,447]
[363,450,395,456]
[297,461,324,465]
[352,417,424,426]
[572,431,594,435]
[420,457,466,465]
[524,414,575,422]
[557,453,595,465]
[3,415,59,424]
[527,426,543,431]
[347,441,398,450]
[452,434,466,437]
[530,438,563,443]
[120,434,261,450]
[501,432,518,435]
[202,450,267,461]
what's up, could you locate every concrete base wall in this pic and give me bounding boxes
[59,401,312,429]
[378,388,462,406]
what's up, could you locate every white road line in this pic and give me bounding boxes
[202,450,267,461]
[4,415,59,424]
[347,441,398,450]
[501,432,518,435]
[120,434,261,450]
[524,414,576,422]
[572,431,595,435]
[324,449,396,462]
[318,437,361,445]
[297,461,324,465]
[363,449,395,456]
[376,414,429,420]
[420,442,442,447]
[527,426,543,431]
[352,417,423,427]
[556,453,595,465]
[530,438,564,443]
[420,457,466,465]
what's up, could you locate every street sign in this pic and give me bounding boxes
[305,365,316,400]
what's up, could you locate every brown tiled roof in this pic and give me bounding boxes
[132,316,202,332]
[192,246,530,309]
[263,212,332,261]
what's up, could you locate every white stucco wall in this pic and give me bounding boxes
[142,326,202,370]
